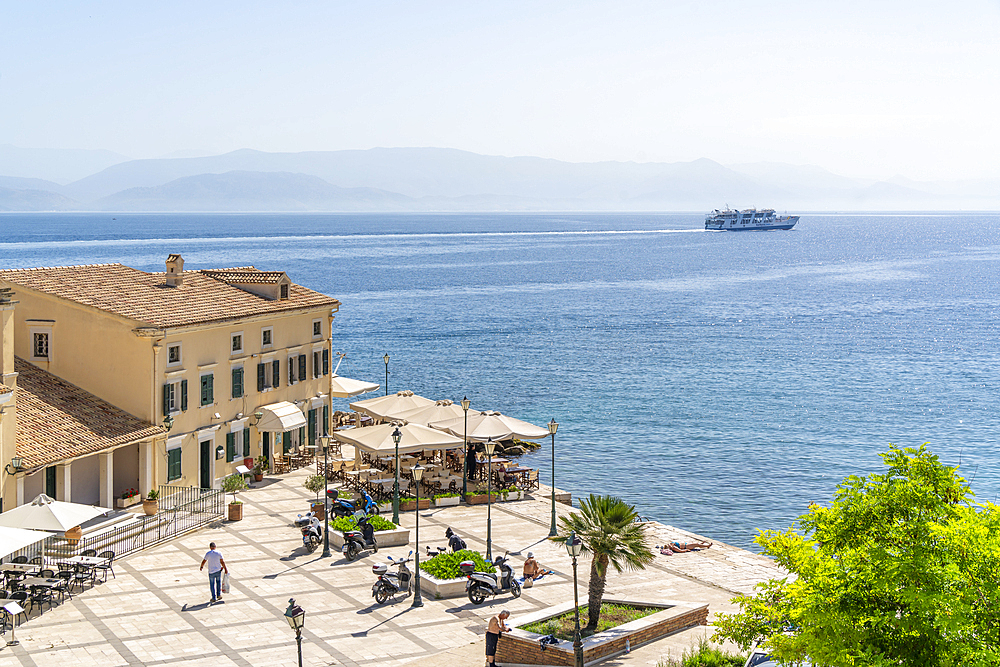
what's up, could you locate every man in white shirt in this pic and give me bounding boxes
[199,542,228,603]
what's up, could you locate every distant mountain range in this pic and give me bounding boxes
[1,146,998,212]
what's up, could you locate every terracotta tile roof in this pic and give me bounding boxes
[201,268,287,284]
[0,263,339,330]
[14,358,165,469]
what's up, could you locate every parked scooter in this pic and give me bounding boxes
[296,512,323,553]
[462,552,521,604]
[327,489,380,518]
[371,552,413,604]
[343,511,379,561]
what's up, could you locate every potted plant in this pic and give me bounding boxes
[253,457,267,482]
[303,474,326,520]
[433,492,461,507]
[222,473,249,521]
[116,488,141,509]
[142,489,159,516]
[400,493,430,511]
[464,483,498,506]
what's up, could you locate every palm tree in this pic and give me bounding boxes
[555,494,655,633]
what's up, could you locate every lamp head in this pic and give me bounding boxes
[566,530,583,558]
[249,410,264,426]
[284,598,305,631]
[412,463,425,482]
[391,427,402,446]
[548,418,558,435]
[461,396,470,411]
[6,456,23,475]
[162,414,174,432]
[484,439,496,456]
[383,352,390,365]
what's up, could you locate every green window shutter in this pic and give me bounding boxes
[243,427,251,457]
[298,354,306,381]
[207,374,214,403]
[283,431,291,454]
[308,409,316,446]
[299,425,306,446]
[323,404,329,436]
[322,349,329,375]
[163,384,171,417]
[288,356,296,384]
[226,432,235,463]
[201,374,214,406]
[312,352,319,378]
[167,448,182,481]
[180,379,188,411]
[231,367,242,399]
[257,363,265,391]
[272,360,280,387]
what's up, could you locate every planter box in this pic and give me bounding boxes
[433,496,461,507]
[500,598,709,667]
[400,498,430,511]
[228,503,243,521]
[465,493,499,505]
[500,490,523,501]
[414,571,469,599]
[309,502,326,521]
[328,526,409,549]
[116,496,142,509]
[377,502,393,513]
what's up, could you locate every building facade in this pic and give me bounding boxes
[0,255,340,509]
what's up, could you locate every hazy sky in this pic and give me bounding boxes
[3,1,999,180]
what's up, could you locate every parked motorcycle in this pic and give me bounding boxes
[343,511,379,561]
[371,552,413,604]
[461,552,521,604]
[327,488,380,518]
[296,512,323,553]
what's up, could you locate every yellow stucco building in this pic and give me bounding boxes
[0,255,340,510]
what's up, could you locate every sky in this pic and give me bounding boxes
[2,0,999,181]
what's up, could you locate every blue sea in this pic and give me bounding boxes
[3,211,1000,551]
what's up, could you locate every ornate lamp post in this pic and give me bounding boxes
[383,352,390,396]
[411,463,425,608]
[485,438,496,562]
[284,598,306,667]
[565,532,584,667]
[319,435,332,557]
[461,396,471,497]
[548,418,559,537]
[391,426,402,524]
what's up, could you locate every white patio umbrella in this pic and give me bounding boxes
[0,494,109,532]
[350,390,434,421]
[329,374,380,398]
[0,525,51,559]
[391,399,481,427]
[333,421,464,456]
[429,410,550,442]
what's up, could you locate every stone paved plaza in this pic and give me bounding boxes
[0,460,786,666]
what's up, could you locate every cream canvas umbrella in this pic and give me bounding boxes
[429,410,550,442]
[329,375,380,398]
[0,494,109,532]
[0,525,51,559]
[391,399,481,427]
[350,390,434,421]
[333,420,464,456]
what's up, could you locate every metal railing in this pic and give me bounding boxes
[41,486,224,563]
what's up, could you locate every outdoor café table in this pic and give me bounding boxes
[19,577,63,590]
[0,563,39,573]
[55,556,108,568]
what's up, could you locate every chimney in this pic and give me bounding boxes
[165,254,184,287]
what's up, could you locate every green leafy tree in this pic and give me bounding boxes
[713,444,1000,667]
[555,494,654,633]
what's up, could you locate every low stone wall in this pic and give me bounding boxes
[498,598,709,666]
[414,572,468,599]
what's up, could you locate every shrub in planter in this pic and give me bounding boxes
[142,489,159,516]
[222,474,249,521]
[400,495,430,510]
[330,515,398,532]
[433,492,460,507]
[419,549,495,579]
[303,474,327,520]
[253,456,268,481]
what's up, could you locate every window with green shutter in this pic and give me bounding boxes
[257,363,266,391]
[163,383,171,417]
[298,354,306,381]
[283,431,291,454]
[322,348,329,375]
[181,379,188,411]
[200,373,214,406]
[167,448,182,481]
[272,359,280,387]
[308,409,316,446]
[323,404,329,436]
[226,432,235,462]
[231,367,243,399]
[243,427,251,457]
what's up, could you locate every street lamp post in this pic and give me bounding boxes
[548,418,559,537]
[320,435,332,557]
[485,438,496,562]
[461,396,471,498]
[284,598,306,667]
[383,352,390,396]
[391,426,402,524]
[411,463,425,608]
[565,532,584,667]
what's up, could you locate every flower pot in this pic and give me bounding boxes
[253,473,263,482]
[142,499,158,516]
[64,525,82,545]
[228,503,243,521]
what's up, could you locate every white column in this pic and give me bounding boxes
[15,475,23,507]
[56,463,72,502]
[99,452,114,509]
[139,441,154,498]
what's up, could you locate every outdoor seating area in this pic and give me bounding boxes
[0,550,114,626]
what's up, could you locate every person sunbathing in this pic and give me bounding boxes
[658,540,712,554]
[522,552,554,580]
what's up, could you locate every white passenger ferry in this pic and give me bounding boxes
[705,208,799,231]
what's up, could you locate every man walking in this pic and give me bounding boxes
[485,609,510,667]
[199,542,228,603]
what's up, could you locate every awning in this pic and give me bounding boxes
[256,401,307,432]
[334,421,464,456]
[0,525,51,559]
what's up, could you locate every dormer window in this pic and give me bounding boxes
[280,284,289,300]
[167,343,182,366]
[33,332,49,359]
